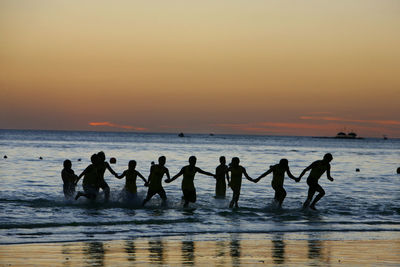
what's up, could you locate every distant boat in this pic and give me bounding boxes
[178,132,185,137]
[335,132,363,139]
[383,135,388,140]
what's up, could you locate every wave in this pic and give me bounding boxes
[0,218,201,230]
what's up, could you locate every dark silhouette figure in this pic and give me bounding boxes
[149,239,164,264]
[61,159,79,199]
[142,156,170,207]
[215,156,230,198]
[97,151,117,201]
[181,241,195,265]
[115,160,147,199]
[75,154,101,200]
[397,167,400,174]
[254,159,298,207]
[83,242,105,267]
[227,157,254,208]
[166,156,215,207]
[298,153,334,210]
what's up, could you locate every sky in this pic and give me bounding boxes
[1,0,399,137]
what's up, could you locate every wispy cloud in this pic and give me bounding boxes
[89,122,147,131]
[300,116,400,126]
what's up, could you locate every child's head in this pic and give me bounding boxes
[97,151,106,161]
[158,156,166,166]
[231,157,240,166]
[323,153,333,162]
[63,159,72,169]
[219,156,226,165]
[279,158,289,167]
[128,160,137,170]
[189,156,197,166]
[91,153,100,164]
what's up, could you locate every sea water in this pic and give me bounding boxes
[0,129,399,244]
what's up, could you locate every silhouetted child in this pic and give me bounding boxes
[97,151,117,201]
[254,159,298,207]
[166,156,215,207]
[298,153,334,210]
[215,156,230,198]
[227,157,254,208]
[61,159,79,199]
[142,156,170,207]
[116,160,147,200]
[75,154,101,200]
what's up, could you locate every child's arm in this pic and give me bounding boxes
[225,168,230,184]
[166,167,183,183]
[105,162,118,177]
[326,164,334,181]
[115,170,126,179]
[196,167,215,177]
[255,168,273,183]
[286,167,298,181]
[75,167,88,185]
[242,167,254,182]
[298,163,313,181]
[136,170,148,184]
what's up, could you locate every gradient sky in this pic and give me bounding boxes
[1,0,399,137]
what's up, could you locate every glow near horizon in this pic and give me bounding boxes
[0,1,399,137]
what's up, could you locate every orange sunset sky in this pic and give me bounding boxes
[1,0,399,137]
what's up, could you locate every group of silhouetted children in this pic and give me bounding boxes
[62,152,334,210]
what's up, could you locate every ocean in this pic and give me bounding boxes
[0,129,399,245]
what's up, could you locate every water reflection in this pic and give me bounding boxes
[272,234,286,264]
[148,239,164,264]
[181,240,195,265]
[124,240,136,262]
[61,244,72,267]
[83,242,105,267]
[230,236,241,266]
[215,241,226,266]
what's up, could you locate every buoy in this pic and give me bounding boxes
[4,155,7,159]
[77,158,81,162]
[356,168,360,172]
[39,157,43,160]
[110,157,116,164]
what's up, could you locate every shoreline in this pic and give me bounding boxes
[1,235,399,266]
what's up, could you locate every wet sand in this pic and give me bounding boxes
[1,237,399,266]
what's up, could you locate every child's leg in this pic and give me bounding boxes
[303,186,316,208]
[310,184,325,210]
[158,189,167,207]
[142,190,156,206]
[276,187,287,207]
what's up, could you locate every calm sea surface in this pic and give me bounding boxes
[0,129,399,244]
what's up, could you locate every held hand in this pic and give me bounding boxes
[295,178,301,182]
[328,177,334,182]
[164,179,171,183]
[144,182,149,187]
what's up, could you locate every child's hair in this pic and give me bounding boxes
[279,158,288,166]
[63,159,72,169]
[231,157,240,166]
[128,160,137,169]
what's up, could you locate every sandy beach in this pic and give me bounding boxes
[1,236,399,266]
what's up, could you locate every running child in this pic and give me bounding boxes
[215,156,230,198]
[61,159,79,199]
[142,156,170,207]
[254,159,298,207]
[115,160,148,201]
[227,157,254,208]
[165,156,215,207]
[298,153,334,210]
